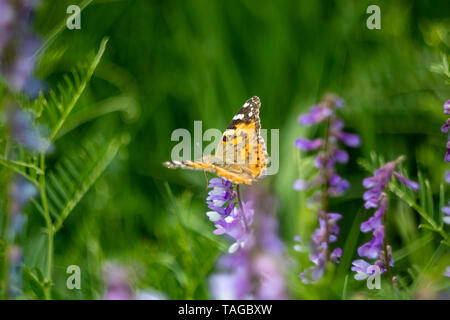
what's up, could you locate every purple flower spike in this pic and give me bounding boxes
[295,137,323,151]
[205,177,254,253]
[295,95,360,283]
[353,158,419,281]
[209,188,287,300]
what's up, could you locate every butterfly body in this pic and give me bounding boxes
[164,96,268,185]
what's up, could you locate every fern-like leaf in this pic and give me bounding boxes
[33,38,108,141]
[40,133,127,232]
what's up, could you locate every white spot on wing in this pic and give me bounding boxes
[233,114,244,120]
[248,111,253,117]
[243,102,250,108]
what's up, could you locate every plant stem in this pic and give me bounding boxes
[390,184,450,244]
[321,117,332,262]
[0,174,12,300]
[382,195,394,288]
[1,141,13,299]
[39,154,53,299]
[236,185,249,232]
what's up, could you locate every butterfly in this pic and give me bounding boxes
[164,96,268,185]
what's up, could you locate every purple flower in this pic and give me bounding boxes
[353,158,418,281]
[446,141,450,162]
[295,137,323,151]
[360,198,387,232]
[358,226,384,259]
[393,172,419,190]
[293,179,308,191]
[330,247,342,263]
[333,149,349,163]
[253,253,287,299]
[206,178,236,216]
[300,213,342,283]
[6,105,52,153]
[7,245,24,297]
[102,263,134,300]
[102,263,167,300]
[298,106,333,125]
[445,171,450,184]
[441,119,450,133]
[299,256,325,284]
[362,161,396,209]
[351,259,380,280]
[444,100,450,115]
[8,176,37,237]
[136,290,167,300]
[209,187,287,299]
[209,251,250,299]
[0,0,43,96]
[295,94,359,283]
[443,266,450,278]
[336,132,361,147]
[442,201,450,225]
[328,173,350,195]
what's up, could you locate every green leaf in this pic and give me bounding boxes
[438,183,445,228]
[42,134,127,232]
[22,267,46,300]
[0,157,41,185]
[34,38,108,141]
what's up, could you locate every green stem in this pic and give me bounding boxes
[390,184,450,244]
[38,154,53,299]
[1,175,11,300]
[1,141,13,299]
[381,194,394,288]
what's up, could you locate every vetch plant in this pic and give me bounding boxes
[352,156,419,286]
[208,185,287,299]
[206,178,253,254]
[0,33,129,299]
[294,94,360,283]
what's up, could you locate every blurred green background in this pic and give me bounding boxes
[19,0,450,299]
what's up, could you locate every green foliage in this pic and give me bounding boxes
[34,38,108,141]
[2,0,450,300]
[33,135,127,232]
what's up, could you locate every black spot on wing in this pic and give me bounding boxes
[226,96,261,129]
